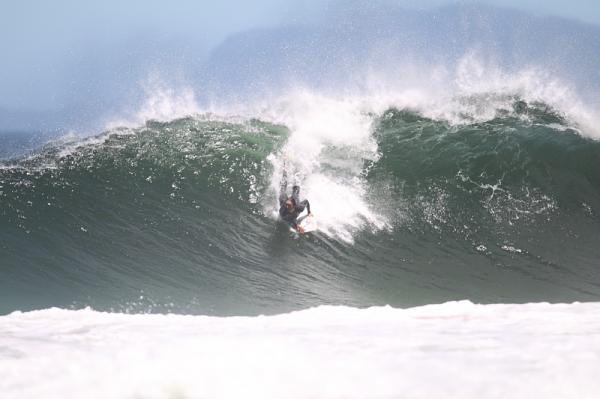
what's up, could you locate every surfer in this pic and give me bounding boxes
[279,167,311,233]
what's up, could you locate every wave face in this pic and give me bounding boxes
[2,97,600,315]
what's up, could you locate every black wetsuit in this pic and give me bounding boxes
[278,170,310,230]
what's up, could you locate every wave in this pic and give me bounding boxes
[2,87,600,315]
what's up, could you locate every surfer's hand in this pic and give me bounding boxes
[297,226,305,234]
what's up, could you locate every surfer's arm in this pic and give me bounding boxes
[279,169,288,205]
[298,199,311,214]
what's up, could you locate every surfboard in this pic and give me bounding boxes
[290,215,318,234]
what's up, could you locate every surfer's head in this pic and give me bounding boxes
[285,197,295,210]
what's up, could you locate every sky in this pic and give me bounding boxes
[0,0,303,111]
[479,0,600,23]
[1,0,599,124]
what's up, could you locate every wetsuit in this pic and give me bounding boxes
[278,170,311,230]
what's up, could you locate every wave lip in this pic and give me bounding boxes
[1,301,600,399]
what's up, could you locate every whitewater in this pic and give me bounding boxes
[2,302,600,399]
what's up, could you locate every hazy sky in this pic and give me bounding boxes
[472,0,600,23]
[0,0,302,110]
[1,0,599,113]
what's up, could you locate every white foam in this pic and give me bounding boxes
[442,54,599,135]
[262,90,389,242]
[1,301,600,399]
[358,53,600,136]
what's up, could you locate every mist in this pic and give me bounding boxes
[1,0,599,133]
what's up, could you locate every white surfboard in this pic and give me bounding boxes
[300,215,317,233]
[290,215,318,234]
